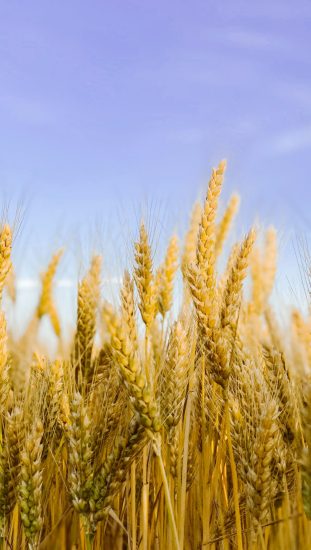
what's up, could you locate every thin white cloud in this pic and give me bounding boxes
[16,278,39,289]
[16,276,122,290]
[269,126,311,155]
[16,278,75,289]
[102,276,122,285]
[220,29,291,53]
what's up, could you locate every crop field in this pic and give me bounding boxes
[0,160,310,549]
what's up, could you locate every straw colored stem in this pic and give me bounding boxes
[225,401,244,550]
[153,438,180,550]
[178,393,192,550]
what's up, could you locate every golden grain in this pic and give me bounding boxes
[1,162,311,549]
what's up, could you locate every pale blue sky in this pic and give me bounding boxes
[1,1,311,311]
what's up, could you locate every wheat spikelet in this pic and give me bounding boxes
[181,202,202,277]
[232,363,282,528]
[206,329,232,391]
[66,392,94,516]
[159,320,188,430]
[196,160,226,284]
[89,420,146,527]
[186,162,228,333]
[221,228,256,332]
[134,223,156,328]
[87,341,127,457]
[74,255,102,384]
[18,420,44,549]
[0,407,24,536]
[6,406,24,486]
[120,270,137,348]
[156,234,179,317]
[42,359,64,455]
[190,236,251,391]
[37,249,63,337]
[149,316,164,371]
[193,343,221,447]
[103,302,161,433]
[263,346,300,446]
[0,312,10,416]
[217,242,240,302]
[215,193,240,257]
[0,224,12,305]
[186,262,210,333]
[248,399,281,525]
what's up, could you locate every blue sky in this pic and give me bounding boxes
[1,1,311,315]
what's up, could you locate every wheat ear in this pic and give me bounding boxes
[18,420,44,550]
[0,224,12,306]
[74,255,102,384]
[134,223,156,328]
[215,193,240,257]
[156,234,179,317]
[37,249,63,337]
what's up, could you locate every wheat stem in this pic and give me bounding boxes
[153,437,180,550]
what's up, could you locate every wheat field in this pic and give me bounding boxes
[0,160,310,549]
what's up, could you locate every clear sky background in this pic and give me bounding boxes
[1,0,311,330]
